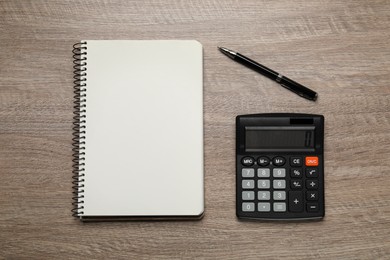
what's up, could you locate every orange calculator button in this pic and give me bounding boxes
[305,156,319,166]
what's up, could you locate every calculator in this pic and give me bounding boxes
[236,113,325,220]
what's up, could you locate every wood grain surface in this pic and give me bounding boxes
[1,0,390,259]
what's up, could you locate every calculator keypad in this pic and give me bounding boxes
[238,155,322,218]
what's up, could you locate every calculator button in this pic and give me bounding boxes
[306,180,319,190]
[289,191,303,212]
[307,203,319,212]
[258,203,271,212]
[273,168,286,178]
[305,156,319,166]
[273,180,286,189]
[258,156,270,166]
[242,191,255,200]
[242,180,254,189]
[258,191,270,200]
[291,180,303,190]
[258,180,270,189]
[306,168,318,178]
[273,191,286,200]
[290,157,302,166]
[258,168,270,178]
[241,157,254,166]
[272,156,285,166]
[307,191,318,201]
[242,203,255,212]
[290,168,303,178]
[273,203,286,212]
[242,168,255,178]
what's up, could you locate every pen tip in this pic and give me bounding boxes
[218,46,228,53]
[218,46,236,58]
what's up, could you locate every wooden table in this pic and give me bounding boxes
[1,0,390,258]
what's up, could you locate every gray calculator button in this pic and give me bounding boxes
[273,168,286,178]
[242,191,255,200]
[258,203,271,212]
[258,191,270,200]
[273,180,286,189]
[258,180,270,189]
[273,191,286,200]
[242,202,255,212]
[242,168,254,177]
[242,180,254,189]
[273,202,286,212]
[258,168,270,178]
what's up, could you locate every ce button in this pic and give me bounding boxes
[290,157,302,166]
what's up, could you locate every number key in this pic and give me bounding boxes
[242,191,255,200]
[242,203,255,212]
[273,168,286,178]
[258,168,270,178]
[258,191,270,200]
[273,180,286,189]
[258,180,270,189]
[242,180,254,189]
[242,168,254,178]
[273,191,286,200]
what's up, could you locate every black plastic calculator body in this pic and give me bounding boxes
[236,113,324,220]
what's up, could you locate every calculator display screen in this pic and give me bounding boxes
[245,128,314,151]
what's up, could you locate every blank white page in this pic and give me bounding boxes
[80,40,203,217]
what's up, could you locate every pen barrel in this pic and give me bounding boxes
[235,53,279,79]
[279,76,318,101]
[234,52,317,101]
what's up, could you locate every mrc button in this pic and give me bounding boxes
[305,156,319,166]
[241,156,255,166]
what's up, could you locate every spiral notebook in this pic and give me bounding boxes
[72,40,204,221]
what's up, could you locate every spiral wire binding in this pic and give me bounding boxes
[72,41,87,217]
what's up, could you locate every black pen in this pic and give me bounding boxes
[218,47,318,101]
